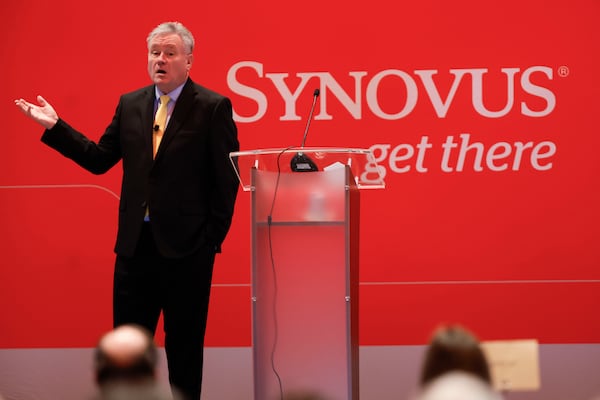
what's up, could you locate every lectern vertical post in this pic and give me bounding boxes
[251,165,358,400]
[229,148,384,400]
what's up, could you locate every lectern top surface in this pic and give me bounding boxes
[229,147,385,191]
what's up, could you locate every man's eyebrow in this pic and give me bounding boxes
[150,44,178,49]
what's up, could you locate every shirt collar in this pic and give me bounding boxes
[155,81,186,103]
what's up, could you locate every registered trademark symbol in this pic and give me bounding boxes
[558,65,570,77]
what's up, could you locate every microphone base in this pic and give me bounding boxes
[290,153,319,172]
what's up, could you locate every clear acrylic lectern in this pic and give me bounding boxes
[229,147,384,400]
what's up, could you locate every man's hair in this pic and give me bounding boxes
[147,21,195,54]
[94,324,158,386]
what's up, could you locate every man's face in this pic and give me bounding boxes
[147,33,193,93]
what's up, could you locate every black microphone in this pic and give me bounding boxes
[154,125,160,132]
[290,89,320,172]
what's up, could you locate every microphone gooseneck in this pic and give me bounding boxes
[300,89,320,148]
[290,88,320,172]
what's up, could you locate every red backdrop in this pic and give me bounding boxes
[2,0,599,348]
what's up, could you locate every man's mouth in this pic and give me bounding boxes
[156,69,167,75]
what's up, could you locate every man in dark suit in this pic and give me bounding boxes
[14,21,239,400]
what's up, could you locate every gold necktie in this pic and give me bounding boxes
[153,95,171,158]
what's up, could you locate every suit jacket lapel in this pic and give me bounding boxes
[141,87,155,160]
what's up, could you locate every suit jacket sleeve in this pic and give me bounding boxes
[40,111,123,175]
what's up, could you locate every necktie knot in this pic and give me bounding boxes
[159,94,171,107]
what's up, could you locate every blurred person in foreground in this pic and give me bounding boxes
[415,371,503,400]
[93,324,179,400]
[420,324,492,386]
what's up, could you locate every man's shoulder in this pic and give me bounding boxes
[120,84,154,102]
[187,79,228,102]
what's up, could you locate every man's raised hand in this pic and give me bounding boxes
[14,95,59,129]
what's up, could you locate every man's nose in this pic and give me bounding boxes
[156,52,167,62]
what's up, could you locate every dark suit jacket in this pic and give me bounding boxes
[41,78,240,258]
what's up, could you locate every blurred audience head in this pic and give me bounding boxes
[420,324,491,386]
[94,324,158,388]
[95,383,176,400]
[416,371,503,400]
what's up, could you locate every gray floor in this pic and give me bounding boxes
[1,344,599,400]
